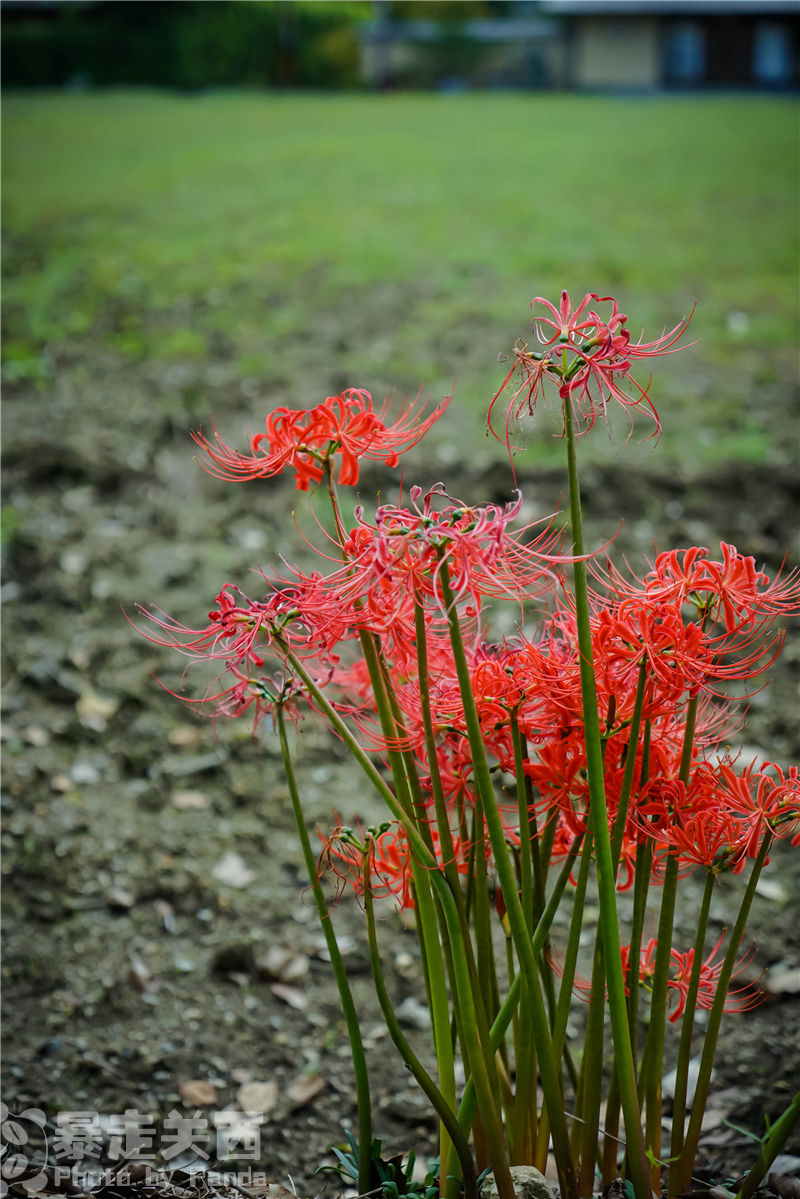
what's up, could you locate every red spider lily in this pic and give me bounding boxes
[770,765,800,845]
[319,824,416,910]
[612,935,761,1021]
[667,934,761,1022]
[136,575,354,670]
[193,388,451,491]
[598,543,800,635]
[193,667,308,730]
[136,585,280,669]
[640,767,754,875]
[434,735,478,812]
[346,483,568,613]
[319,822,468,911]
[715,759,800,852]
[488,291,692,448]
[620,937,658,993]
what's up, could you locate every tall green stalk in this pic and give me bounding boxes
[578,932,606,1197]
[678,834,773,1191]
[438,558,579,1199]
[276,708,373,1194]
[642,693,698,1187]
[562,397,650,1199]
[628,719,653,1069]
[278,639,516,1199]
[363,846,478,1199]
[415,597,506,1138]
[735,1087,800,1199]
[550,828,595,1085]
[458,835,584,1130]
[510,711,538,1163]
[667,870,715,1199]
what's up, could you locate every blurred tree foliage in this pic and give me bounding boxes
[1,1,373,89]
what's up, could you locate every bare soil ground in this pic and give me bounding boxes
[2,346,799,1193]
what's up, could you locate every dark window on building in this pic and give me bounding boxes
[705,17,754,84]
[666,20,706,83]
[752,21,793,84]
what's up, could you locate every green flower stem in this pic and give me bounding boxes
[578,932,607,1198]
[474,793,500,1023]
[412,859,458,1190]
[321,463,448,1143]
[510,984,537,1164]
[363,848,478,1199]
[679,834,773,1192]
[595,666,647,1189]
[562,396,649,1199]
[414,597,466,902]
[642,693,698,1188]
[439,559,579,1199]
[278,641,515,1199]
[458,835,584,1131]
[511,711,535,935]
[551,829,595,1086]
[628,839,654,1066]
[642,853,679,1185]
[319,461,494,1185]
[388,618,494,1150]
[505,935,520,1059]
[610,661,648,870]
[667,870,715,1199]
[606,729,653,1187]
[510,711,538,1164]
[539,808,559,888]
[371,645,460,1180]
[628,718,653,1068]
[601,1066,622,1188]
[276,708,372,1194]
[735,1087,800,1199]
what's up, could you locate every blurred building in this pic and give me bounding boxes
[2,0,798,91]
[361,0,800,90]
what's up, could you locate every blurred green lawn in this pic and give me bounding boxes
[3,91,798,468]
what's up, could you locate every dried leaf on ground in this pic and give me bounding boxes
[237,1080,278,1114]
[269,984,307,1010]
[178,1079,218,1106]
[286,1073,324,1108]
[772,1158,800,1177]
[264,1186,298,1199]
[769,1177,800,1199]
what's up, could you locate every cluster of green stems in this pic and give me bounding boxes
[266,412,795,1199]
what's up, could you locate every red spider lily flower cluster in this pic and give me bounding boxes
[134,295,800,1186]
[619,934,759,1023]
[193,388,451,491]
[137,519,800,915]
[318,822,470,912]
[488,290,693,446]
